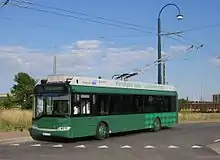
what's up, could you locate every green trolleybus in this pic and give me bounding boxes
[29,75,178,140]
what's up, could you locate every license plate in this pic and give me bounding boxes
[42,132,51,136]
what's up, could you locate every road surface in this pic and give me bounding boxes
[0,122,220,160]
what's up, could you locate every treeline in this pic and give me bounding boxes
[0,72,37,110]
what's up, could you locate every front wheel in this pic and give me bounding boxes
[95,122,109,140]
[152,118,161,132]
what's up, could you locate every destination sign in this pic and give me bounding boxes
[44,86,64,92]
[35,85,69,93]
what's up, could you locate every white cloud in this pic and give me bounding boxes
[169,45,190,53]
[160,45,192,61]
[209,56,220,67]
[74,40,101,49]
[0,40,191,92]
[0,40,159,81]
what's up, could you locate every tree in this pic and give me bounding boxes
[179,98,188,104]
[0,94,14,109]
[10,72,37,109]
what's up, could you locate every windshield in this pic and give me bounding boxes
[35,94,70,117]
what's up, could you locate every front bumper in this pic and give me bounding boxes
[29,126,72,140]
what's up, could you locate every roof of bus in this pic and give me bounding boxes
[40,75,177,92]
[67,76,177,92]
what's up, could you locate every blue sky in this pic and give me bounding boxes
[0,0,220,100]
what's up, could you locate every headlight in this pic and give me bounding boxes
[57,126,71,131]
[32,124,37,129]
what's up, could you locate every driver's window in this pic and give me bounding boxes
[72,94,80,115]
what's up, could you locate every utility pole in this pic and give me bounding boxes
[163,61,166,84]
[157,3,184,84]
[53,55,56,75]
[157,18,162,84]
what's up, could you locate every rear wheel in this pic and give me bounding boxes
[152,118,161,132]
[95,122,109,140]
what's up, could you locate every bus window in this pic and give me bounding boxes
[36,96,44,117]
[96,95,110,115]
[72,94,91,115]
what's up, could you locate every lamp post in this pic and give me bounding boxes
[157,3,184,84]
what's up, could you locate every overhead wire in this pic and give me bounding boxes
[2,0,208,81]
[135,45,194,72]
[15,0,220,34]
[0,15,65,31]
[7,1,200,81]
[8,0,155,34]
[173,34,204,49]
[0,0,9,7]
[14,0,155,31]
[5,0,200,49]
[113,45,195,80]
[177,23,220,34]
[4,0,219,46]
[2,0,202,49]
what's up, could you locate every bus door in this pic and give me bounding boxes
[73,93,97,137]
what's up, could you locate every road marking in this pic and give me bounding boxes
[120,145,132,149]
[4,143,209,149]
[75,145,86,148]
[31,144,41,147]
[9,143,20,146]
[214,139,220,143]
[52,144,63,148]
[144,145,155,149]
[168,145,179,149]
[191,145,203,149]
[98,145,109,149]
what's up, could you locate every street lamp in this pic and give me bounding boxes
[157,3,184,84]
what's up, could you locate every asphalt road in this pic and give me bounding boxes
[1,122,220,160]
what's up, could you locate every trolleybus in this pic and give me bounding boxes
[29,75,178,140]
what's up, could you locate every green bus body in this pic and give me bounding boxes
[29,76,178,140]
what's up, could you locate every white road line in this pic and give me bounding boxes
[9,143,20,146]
[214,139,220,143]
[191,145,203,149]
[144,145,155,149]
[52,144,63,148]
[120,145,132,149]
[168,145,179,149]
[74,145,86,148]
[98,145,109,149]
[31,144,41,147]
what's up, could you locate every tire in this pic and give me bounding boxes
[95,122,109,140]
[152,118,161,132]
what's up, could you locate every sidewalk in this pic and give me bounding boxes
[0,131,30,140]
[0,130,33,144]
[208,142,220,155]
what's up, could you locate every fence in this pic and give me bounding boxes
[179,102,220,113]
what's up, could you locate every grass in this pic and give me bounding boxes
[0,108,32,132]
[0,109,220,132]
[179,111,220,122]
